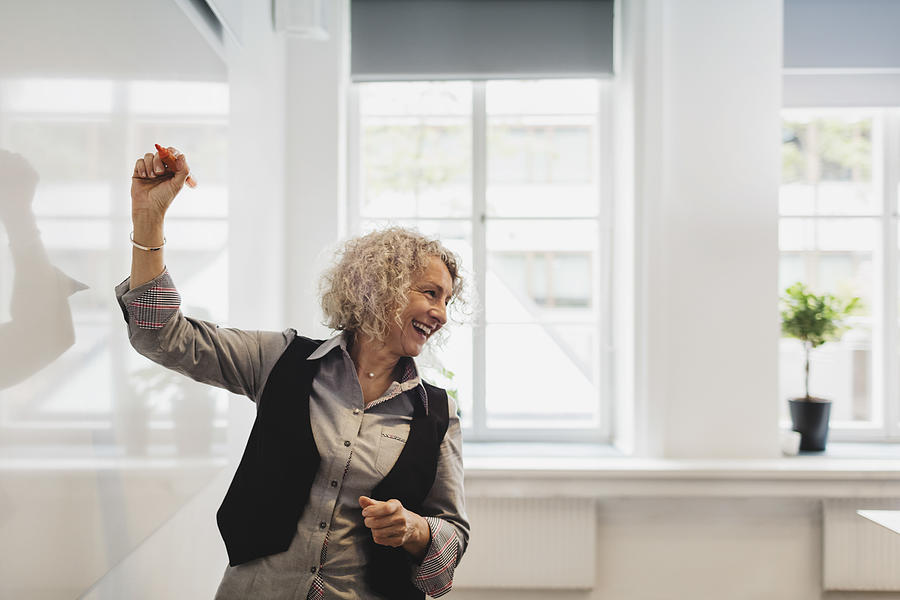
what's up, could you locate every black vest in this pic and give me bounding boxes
[216,336,449,600]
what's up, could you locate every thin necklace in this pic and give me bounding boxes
[349,335,377,380]
[364,363,400,380]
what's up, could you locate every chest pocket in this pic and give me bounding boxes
[374,426,408,476]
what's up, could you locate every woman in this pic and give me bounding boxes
[115,147,469,599]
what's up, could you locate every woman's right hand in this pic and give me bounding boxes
[131,147,191,221]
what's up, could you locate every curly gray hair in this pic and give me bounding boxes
[319,227,466,343]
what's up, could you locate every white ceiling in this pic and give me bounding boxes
[0,0,226,81]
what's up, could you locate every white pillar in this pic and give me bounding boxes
[630,0,783,458]
[227,3,288,331]
[283,0,349,336]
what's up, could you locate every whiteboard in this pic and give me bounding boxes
[0,2,229,598]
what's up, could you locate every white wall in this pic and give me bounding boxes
[634,0,782,459]
[454,498,822,600]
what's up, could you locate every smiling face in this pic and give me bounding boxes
[383,256,454,358]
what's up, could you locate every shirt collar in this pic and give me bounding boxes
[306,331,349,361]
[393,357,429,415]
[307,332,429,415]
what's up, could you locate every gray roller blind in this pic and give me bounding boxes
[784,0,900,69]
[350,0,614,82]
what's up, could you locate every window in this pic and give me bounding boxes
[350,80,611,441]
[779,109,900,439]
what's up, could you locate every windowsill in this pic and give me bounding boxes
[0,456,228,471]
[462,442,900,499]
[464,442,627,460]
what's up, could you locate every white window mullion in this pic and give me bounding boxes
[865,112,885,436]
[597,81,613,440]
[346,86,361,239]
[883,110,900,438]
[471,82,488,440]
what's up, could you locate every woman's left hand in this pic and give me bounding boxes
[359,496,431,559]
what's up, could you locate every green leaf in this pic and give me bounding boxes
[780,281,860,346]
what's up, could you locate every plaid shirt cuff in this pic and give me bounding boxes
[412,516,460,598]
[125,270,181,330]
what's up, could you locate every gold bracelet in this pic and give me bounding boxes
[130,231,166,252]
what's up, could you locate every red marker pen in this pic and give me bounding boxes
[155,143,197,188]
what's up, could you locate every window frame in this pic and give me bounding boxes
[779,107,900,442]
[347,79,615,443]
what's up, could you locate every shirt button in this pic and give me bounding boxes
[330,480,338,487]
[353,408,361,415]
[344,440,351,447]
[310,566,317,573]
[319,521,327,529]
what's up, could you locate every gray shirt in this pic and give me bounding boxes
[115,271,468,599]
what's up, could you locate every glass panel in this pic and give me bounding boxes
[128,81,228,115]
[170,248,230,322]
[486,323,598,429]
[779,330,875,425]
[133,123,229,190]
[45,250,110,317]
[31,183,111,218]
[165,220,228,251]
[778,254,805,296]
[358,82,472,218]
[486,220,597,323]
[778,218,875,312]
[778,183,815,216]
[360,82,472,116]
[781,112,878,215]
[778,218,815,252]
[7,120,114,182]
[0,75,229,598]
[486,80,599,217]
[778,216,875,425]
[488,119,593,185]
[418,326,473,430]
[36,218,111,251]
[355,81,608,438]
[486,80,599,116]
[817,218,874,253]
[3,79,114,113]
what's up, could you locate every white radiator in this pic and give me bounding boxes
[824,498,900,591]
[453,497,595,590]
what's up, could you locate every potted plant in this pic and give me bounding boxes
[780,282,860,452]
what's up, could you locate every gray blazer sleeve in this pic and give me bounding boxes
[115,270,294,402]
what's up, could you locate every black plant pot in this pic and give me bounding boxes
[789,398,831,452]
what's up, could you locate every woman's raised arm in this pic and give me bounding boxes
[129,146,192,289]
